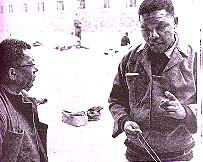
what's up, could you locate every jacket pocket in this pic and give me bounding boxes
[126,73,149,105]
[148,125,194,153]
[1,130,24,162]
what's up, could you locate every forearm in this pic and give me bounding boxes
[181,104,197,133]
[0,118,6,159]
[109,98,130,118]
[109,86,131,137]
[108,52,133,137]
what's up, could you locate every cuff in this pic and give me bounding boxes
[118,115,131,132]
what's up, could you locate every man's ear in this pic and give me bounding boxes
[8,68,17,80]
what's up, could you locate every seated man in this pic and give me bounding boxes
[121,32,131,46]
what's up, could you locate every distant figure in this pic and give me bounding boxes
[70,32,80,48]
[74,19,82,40]
[121,32,130,46]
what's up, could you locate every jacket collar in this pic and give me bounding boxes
[137,40,188,75]
[164,47,184,71]
[138,45,152,77]
[164,39,190,71]
[165,34,178,59]
[0,85,35,123]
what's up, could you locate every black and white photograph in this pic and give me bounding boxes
[0,0,202,161]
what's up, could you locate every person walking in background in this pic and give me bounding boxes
[74,14,82,48]
[121,32,131,46]
[0,38,48,162]
[108,0,197,161]
[74,16,82,40]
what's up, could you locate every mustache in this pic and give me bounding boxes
[148,37,164,44]
[148,41,164,46]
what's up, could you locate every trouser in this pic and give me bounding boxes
[126,148,193,162]
[125,140,193,162]
[127,160,182,162]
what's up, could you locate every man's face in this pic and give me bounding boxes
[15,49,38,91]
[140,9,177,53]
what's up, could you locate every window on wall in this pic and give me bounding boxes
[0,6,3,14]
[57,1,64,11]
[9,4,13,13]
[79,0,85,9]
[38,2,45,11]
[24,3,28,12]
[104,0,110,8]
[126,0,136,7]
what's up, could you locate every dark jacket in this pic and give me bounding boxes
[0,86,48,162]
[121,36,130,46]
[108,41,197,160]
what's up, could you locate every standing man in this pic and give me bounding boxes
[0,38,48,162]
[74,14,82,49]
[121,32,131,46]
[74,14,82,40]
[108,0,197,161]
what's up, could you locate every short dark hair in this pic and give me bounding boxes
[0,38,31,77]
[138,0,175,16]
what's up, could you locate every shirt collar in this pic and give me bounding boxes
[165,34,178,59]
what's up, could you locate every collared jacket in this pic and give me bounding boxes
[0,86,48,162]
[108,42,197,155]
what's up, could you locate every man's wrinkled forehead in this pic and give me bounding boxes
[140,9,173,23]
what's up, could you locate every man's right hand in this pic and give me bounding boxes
[124,121,142,135]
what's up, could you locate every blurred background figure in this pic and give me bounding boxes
[121,32,130,46]
[74,14,82,40]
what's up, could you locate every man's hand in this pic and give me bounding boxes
[159,91,186,119]
[124,121,142,140]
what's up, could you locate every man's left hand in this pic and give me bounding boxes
[159,91,186,119]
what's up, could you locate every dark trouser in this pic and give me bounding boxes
[126,150,193,162]
[125,140,193,162]
[75,27,81,40]
[127,160,187,162]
